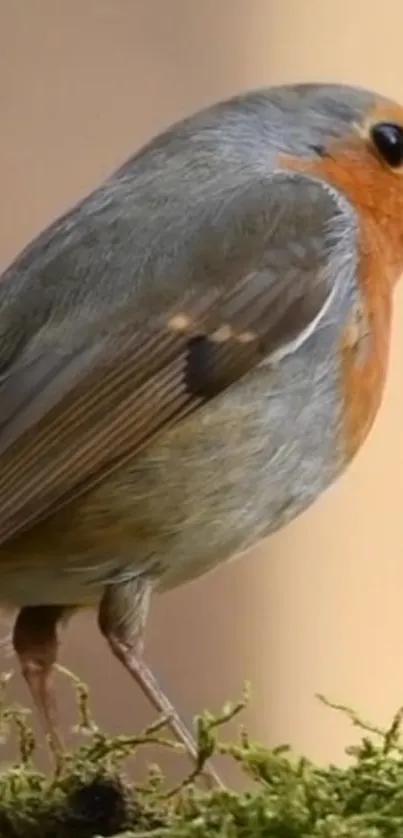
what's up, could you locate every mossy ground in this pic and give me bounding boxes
[0,670,402,837]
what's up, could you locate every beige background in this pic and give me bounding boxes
[1,0,403,783]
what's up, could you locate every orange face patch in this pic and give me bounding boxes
[279,117,403,459]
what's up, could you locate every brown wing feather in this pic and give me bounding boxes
[0,324,195,543]
[0,271,322,545]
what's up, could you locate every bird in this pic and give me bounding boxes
[0,81,402,784]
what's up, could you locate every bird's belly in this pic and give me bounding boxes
[0,337,345,605]
[151,354,344,590]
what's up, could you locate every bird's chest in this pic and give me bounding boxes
[281,145,399,464]
[338,231,394,460]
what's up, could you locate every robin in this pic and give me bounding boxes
[0,82,402,784]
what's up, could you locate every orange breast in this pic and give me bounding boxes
[339,223,392,459]
[280,142,403,460]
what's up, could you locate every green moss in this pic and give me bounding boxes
[0,670,402,837]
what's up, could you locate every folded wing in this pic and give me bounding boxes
[0,171,357,544]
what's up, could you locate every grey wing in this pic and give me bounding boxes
[0,170,357,545]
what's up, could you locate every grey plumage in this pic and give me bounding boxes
[0,82,400,781]
[0,83,372,560]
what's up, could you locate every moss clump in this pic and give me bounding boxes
[0,670,402,837]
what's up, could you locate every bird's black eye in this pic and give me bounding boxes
[370,122,403,168]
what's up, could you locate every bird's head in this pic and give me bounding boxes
[274,83,403,284]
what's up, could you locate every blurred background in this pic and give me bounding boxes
[1,0,403,785]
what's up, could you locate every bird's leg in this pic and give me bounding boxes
[12,605,69,758]
[98,580,224,789]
